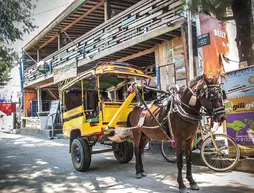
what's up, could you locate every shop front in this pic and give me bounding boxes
[222,66,254,156]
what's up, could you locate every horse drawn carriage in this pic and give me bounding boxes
[60,62,155,171]
[60,61,239,192]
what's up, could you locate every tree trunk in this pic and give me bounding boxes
[231,0,254,66]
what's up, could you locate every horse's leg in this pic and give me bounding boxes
[186,138,199,190]
[175,138,186,191]
[133,129,143,179]
[138,133,149,177]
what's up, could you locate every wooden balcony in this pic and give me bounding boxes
[23,0,184,87]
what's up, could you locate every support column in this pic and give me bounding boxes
[37,49,40,62]
[181,23,189,81]
[104,0,111,21]
[58,32,63,50]
[187,0,194,80]
[37,88,42,112]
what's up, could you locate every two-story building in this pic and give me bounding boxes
[20,0,194,131]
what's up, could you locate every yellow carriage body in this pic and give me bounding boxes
[60,62,150,139]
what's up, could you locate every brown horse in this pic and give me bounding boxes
[127,74,227,192]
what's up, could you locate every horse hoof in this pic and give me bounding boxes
[136,173,142,179]
[179,188,189,193]
[190,183,199,190]
[141,172,146,177]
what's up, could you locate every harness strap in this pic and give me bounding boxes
[135,87,170,139]
[170,92,202,124]
[173,103,202,124]
[213,107,226,115]
[167,96,175,139]
[137,102,154,127]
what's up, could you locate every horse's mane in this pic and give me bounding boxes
[188,75,204,88]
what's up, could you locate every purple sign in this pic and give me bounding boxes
[226,112,254,155]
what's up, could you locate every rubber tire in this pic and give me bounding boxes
[201,134,240,172]
[161,141,177,163]
[71,138,91,172]
[113,141,134,164]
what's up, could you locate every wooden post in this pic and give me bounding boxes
[154,44,160,89]
[104,0,111,21]
[37,49,40,62]
[181,23,189,82]
[81,80,84,106]
[58,32,63,50]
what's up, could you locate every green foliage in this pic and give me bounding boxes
[0,46,17,86]
[0,0,37,86]
[184,0,233,19]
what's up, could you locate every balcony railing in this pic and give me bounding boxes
[23,0,184,86]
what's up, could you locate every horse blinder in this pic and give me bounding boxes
[222,90,227,100]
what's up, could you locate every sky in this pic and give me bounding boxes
[0,0,74,102]
[13,0,74,54]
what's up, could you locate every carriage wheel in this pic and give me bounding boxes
[201,134,240,172]
[71,138,91,172]
[112,141,134,163]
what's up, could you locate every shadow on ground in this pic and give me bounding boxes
[0,133,253,193]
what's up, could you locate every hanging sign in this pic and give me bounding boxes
[197,33,210,48]
[53,58,77,83]
[37,61,49,74]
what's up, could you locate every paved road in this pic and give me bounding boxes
[0,132,254,193]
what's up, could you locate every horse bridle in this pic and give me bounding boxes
[198,84,226,117]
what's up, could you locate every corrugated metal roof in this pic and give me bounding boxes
[24,0,139,54]
[24,0,88,51]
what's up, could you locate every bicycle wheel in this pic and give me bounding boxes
[201,134,240,172]
[161,140,177,163]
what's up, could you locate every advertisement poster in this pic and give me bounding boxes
[224,96,254,113]
[221,66,254,99]
[227,112,254,155]
[222,66,254,155]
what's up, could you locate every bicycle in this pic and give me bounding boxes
[161,117,240,172]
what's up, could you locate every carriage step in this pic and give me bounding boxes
[92,149,113,154]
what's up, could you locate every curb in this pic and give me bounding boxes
[20,127,63,139]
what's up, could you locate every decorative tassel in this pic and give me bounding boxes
[189,95,197,106]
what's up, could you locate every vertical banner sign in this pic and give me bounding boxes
[199,13,229,75]
[221,66,254,155]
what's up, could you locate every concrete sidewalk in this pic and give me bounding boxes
[4,130,254,174]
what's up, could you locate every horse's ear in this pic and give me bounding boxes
[218,67,227,79]
[196,79,205,90]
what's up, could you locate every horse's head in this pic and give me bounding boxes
[194,73,227,123]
